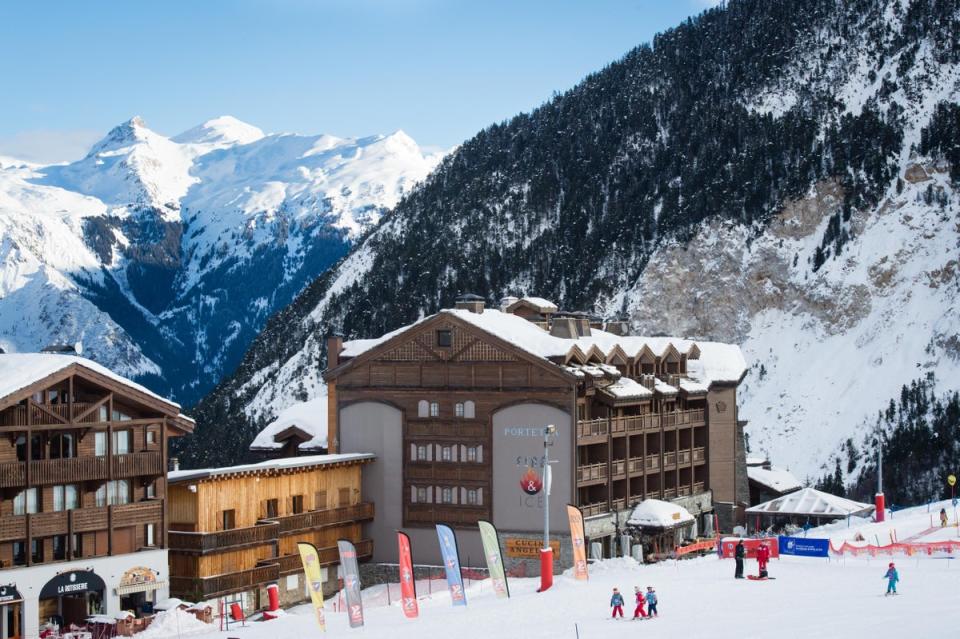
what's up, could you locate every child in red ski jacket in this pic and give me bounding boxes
[632,586,648,619]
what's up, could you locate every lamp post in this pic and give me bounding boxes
[875,433,886,523]
[539,423,557,593]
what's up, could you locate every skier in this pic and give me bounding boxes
[645,586,658,617]
[632,586,648,620]
[610,587,625,619]
[757,541,771,578]
[734,539,745,579]
[884,562,899,596]
[940,508,948,527]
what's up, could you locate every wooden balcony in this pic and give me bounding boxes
[692,447,706,463]
[611,497,627,511]
[663,451,677,470]
[611,459,626,479]
[0,503,161,542]
[72,506,108,532]
[579,502,606,518]
[30,511,68,537]
[404,504,487,527]
[0,451,162,488]
[576,418,608,443]
[0,401,118,427]
[407,463,488,483]
[661,409,705,428]
[662,487,677,499]
[646,454,660,471]
[576,462,607,485]
[170,521,280,555]
[406,421,486,439]
[620,414,659,433]
[171,564,281,600]
[677,485,692,497]
[677,449,691,465]
[693,481,706,493]
[628,457,644,474]
[274,502,375,535]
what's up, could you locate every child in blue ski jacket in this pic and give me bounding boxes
[883,563,899,595]
[645,586,658,616]
[610,588,625,618]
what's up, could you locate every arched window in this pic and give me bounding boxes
[464,400,476,419]
[417,400,429,418]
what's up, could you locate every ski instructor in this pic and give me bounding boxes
[734,539,745,579]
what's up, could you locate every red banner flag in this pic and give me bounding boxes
[397,532,419,619]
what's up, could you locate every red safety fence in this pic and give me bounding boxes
[719,537,780,559]
[675,537,719,557]
[829,539,960,556]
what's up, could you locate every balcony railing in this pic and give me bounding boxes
[620,414,659,433]
[579,502,606,518]
[646,455,660,471]
[662,409,706,428]
[611,497,626,511]
[405,504,487,527]
[0,451,162,488]
[692,447,706,462]
[627,457,644,474]
[662,487,677,499]
[0,503,161,543]
[576,418,608,440]
[693,481,706,493]
[678,450,691,465]
[170,521,280,554]
[578,408,705,445]
[677,485,692,497]
[576,463,606,484]
[611,459,626,478]
[663,451,677,468]
[0,402,119,427]
[273,502,375,535]
[171,564,281,600]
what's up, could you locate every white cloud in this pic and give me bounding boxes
[696,0,725,7]
[0,128,101,164]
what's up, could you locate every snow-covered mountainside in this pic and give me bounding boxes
[0,116,441,401]
[187,0,960,474]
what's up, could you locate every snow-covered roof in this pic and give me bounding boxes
[250,396,328,451]
[678,378,709,394]
[168,453,375,484]
[0,354,192,425]
[747,465,803,495]
[338,308,747,388]
[507,297,558,313]
[601,377,654,400]
[627,499,695,528]
[745,487,872,518]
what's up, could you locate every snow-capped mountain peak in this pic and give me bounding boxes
[172,115,265,152]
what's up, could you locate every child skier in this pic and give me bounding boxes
[645,586,658,617]
[757,541,771,578]
[940,508,948,527]
[610,587,625,618]
[632,586,648,620]
[884,562,899,596]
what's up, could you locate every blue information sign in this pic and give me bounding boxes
[778,536,830,558]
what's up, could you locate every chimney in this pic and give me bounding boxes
[326,333,343,369]
[454,293,486,314]
[604,319,630,336]
[169,457,180,472]
[499,295,519,312]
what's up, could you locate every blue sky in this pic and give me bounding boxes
[0,0,719,162]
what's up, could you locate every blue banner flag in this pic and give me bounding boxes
[436,523,467,606]
[778,536,829,558]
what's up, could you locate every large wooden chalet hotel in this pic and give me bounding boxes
[323,295,747,569]
[0,353,193,639]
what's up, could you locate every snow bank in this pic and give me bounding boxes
[137,609,213,638]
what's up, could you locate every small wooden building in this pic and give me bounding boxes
[166,454,374,612]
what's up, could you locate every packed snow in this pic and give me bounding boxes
[250,394,329,451]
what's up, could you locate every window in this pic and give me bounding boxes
[455,402,465,418]
[145,481,156,499]
[15,434,43,462]
[440,487,454,504]
[94,431,107,456]
[12,541,25,566]
[466,446,478,463]
[429,402,439,417]
[49,433,75,459]
[14,488,39,515]
[338,487,351,507]
[146,429,157,445]
[440,446,453,462]
[466,489,479,505]
[31,539,42,564]
[315,490,327,510]
[221,509,236,530]
[436,329,452,347]
[292,495,305,514]
[417,400,429,418]
[264,499,279,519]
[71,533,83,558]
[53,535,67,560]
[413,444,430,461]
[145,524,156,547]
[96,480,130,507]
[98,405,109,422]
[112,408,132,421]
[112,430,130,454]
[53,485,79,511]
[464,400,475,419]
[415,486,430,503]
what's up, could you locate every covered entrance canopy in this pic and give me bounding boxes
[39,570,105,631]
[745,487,873,519]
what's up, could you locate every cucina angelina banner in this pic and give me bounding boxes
[337,539,365,627]
[296,542,327,632]
[397,532,419,618]
[435,524,467,606]
[567,505,589,580]
[477,520,510,598]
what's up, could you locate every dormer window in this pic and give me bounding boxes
[436,329,452,347]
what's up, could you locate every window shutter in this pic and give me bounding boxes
[427,486,433,503]
[465,400,475,419]
[477,445,484,463]
[410,486,417,503]
[418,400,429,417]
[478,488,483,505]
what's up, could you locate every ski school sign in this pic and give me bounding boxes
[778,536,829,558]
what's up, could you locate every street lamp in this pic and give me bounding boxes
[539,424,557,593]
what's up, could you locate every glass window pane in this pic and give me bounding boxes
[95,432,107,456]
